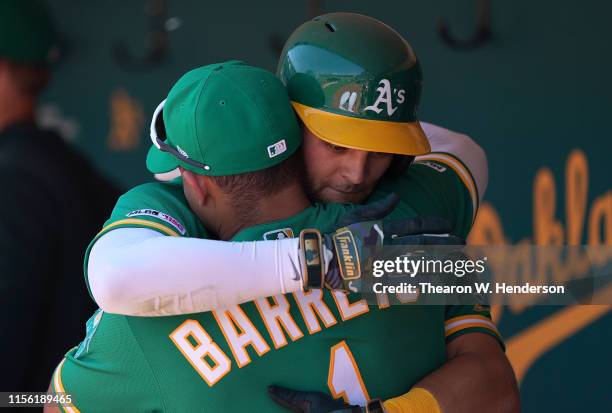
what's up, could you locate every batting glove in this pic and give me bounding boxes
[298,193,465,291]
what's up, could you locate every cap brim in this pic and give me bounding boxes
[146,145,181,181]
[291,101,431,156]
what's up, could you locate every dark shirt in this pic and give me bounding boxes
[0,122,120,392]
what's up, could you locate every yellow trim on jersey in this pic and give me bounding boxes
[445,322,500,338]
[444,314,501,339]
[96,218,180,238]
[416,152,479,222]
[52,358,81,413]
[445,314,493,324]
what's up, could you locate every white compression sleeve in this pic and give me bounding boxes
[420,122,489,203]
[88,228,304,316]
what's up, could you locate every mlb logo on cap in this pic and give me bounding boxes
[267,139,287,158]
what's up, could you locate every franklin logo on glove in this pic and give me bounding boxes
[333,230,361,281]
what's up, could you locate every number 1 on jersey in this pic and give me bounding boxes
[328,341,370,406]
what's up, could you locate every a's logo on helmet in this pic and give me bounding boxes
[339,91,358,113]
[364,79,405,117]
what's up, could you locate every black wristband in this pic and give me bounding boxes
[299,229,325,289]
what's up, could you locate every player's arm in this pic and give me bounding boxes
[417,122,487,230]
[406,127,520,411]
[408,332,520,413]
[86,182,305,316]
[88,227,304,316]
[90,193,454,316]
[268,334,519,413]
[270,308,518,412]
[419,122,488,204]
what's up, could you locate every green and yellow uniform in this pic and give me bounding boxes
[53,153,499,413]
[52,54,499,412]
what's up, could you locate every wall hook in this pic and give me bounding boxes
[112,0,174,70]
[438,0,492,51]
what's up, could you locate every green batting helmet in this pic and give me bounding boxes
[278,12,430,156]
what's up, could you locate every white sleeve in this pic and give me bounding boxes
[88,228,305,316]
[419,122,489,203]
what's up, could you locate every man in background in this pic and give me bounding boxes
[0,0,119,392]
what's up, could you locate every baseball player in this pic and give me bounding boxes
[55,14,518,413]
[88,14,488,316]
[49,61,476,412]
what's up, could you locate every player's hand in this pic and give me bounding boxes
[334,192,402,228]
[298,193,466,291]
[268,385,364,413]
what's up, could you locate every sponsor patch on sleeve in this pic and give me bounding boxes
[126,209,186,235]
[418,160,447,173]
[263,228,294,240]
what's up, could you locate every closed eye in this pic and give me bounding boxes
[326,142,349,152]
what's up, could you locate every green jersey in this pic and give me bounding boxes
[53,154,499,412]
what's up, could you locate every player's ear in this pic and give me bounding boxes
[180,168,210,207]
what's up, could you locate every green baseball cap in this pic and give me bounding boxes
[147,61,301,179]
[0,0,59,64]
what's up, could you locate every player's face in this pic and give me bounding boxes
[301,126,393,204]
